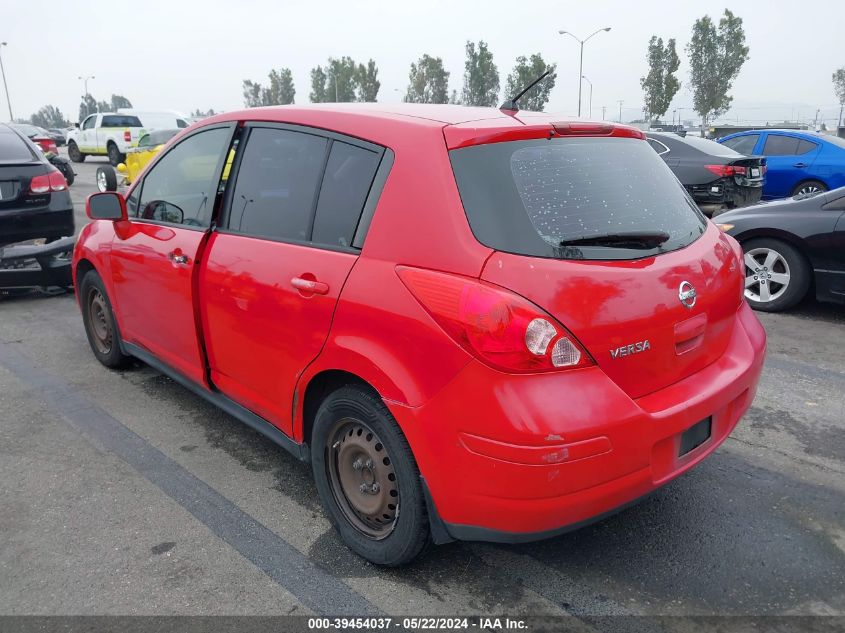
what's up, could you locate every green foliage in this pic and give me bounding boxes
[78,94,97,122]
[326,57,359,102]
[404,54,450,104]
[356,60,380,102]
[461,40,499,106]
[110,94,133,110]
[242,68,296,107]
[30,105,70,128]
[309,66,328,103]
[687,9,749,127]
[504,53,556,111]
[833,67,845,105]
[640,36,680,120]
[191,108,216,118]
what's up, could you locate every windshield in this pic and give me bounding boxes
[449,136,706,261]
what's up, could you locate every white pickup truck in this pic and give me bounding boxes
[66,113,146,166]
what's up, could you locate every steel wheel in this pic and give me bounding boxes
[96,169,108,192]
[326,417,399,540]
[87,288,113,354]
[744,247,790,304]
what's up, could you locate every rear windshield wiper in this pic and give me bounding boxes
[559,231,671,249]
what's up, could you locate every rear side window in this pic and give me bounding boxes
[796,139,819,154]
[450,137,706,261]
[312,141,381,247]
[721,134,759,155]
[227,128,328,241]
[0,127,36,162]
[101,115,143,128]
[762,135,801,156]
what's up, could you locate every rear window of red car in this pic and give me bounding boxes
[449,137,706,261]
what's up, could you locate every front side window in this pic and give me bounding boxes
[82,116,97,130]
[135,127,231,227]
[450,137,706,261]
[721,134,759,155]
[227,128,328,241]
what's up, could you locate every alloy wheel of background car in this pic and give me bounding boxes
[792,180,827,197]
[327,417,399,540]
[96,166,117,192]
[742,238,810,312]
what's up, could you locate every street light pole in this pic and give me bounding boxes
[581,75,593,118]
[0,42,13,121]
[557,27,611,117]
[78,75,95,117]
[617,100,624,123]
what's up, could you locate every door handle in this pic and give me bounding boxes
[168,249,190,265]
[793,162,807,168]
[291,276,329,295]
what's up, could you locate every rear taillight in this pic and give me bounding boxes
[124,130,131,142]
[705,164,747,177]
[396,266,593,373]
[29,169,67,194]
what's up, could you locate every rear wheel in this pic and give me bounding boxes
[107,142,125,167]
[79,271,131,368]
[96,166,118,192]
[792,180,827,197]
[67,141,85,163]
[742,238,810,312]
[311,386,429,566]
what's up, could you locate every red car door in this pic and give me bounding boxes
[199,124,385,434]
[110,124,235,384]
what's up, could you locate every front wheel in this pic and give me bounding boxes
[96,166,118,192]
[742,238,810,312]
[67,141,85,163]
[79,271,131,368]
[311,386,429,566]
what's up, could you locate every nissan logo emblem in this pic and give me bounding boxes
[678,281,697,309]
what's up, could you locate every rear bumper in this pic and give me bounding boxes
[0,236,75,288]
[688,180,763,214]
[390,302,766,542]
[0,205,75,246]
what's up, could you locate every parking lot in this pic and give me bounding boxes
[1,151,844,623]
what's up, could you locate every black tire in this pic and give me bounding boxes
[742,238,811,313]
[57,161,74,186]
[96,166,118,192]
[67,141,85,163]
[79,271,131,368]
[311,386,429,566]
[791,180,827,197]
[107,142,125,167]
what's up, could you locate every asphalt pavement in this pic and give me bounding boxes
[1,152,843,623]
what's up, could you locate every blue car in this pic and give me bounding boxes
[718,130,845,199]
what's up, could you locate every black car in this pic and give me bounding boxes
[716,187,845,312]
[646,132,766,216]
[0,123,74,247]
[47,128,67,147]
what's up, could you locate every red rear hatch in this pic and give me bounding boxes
[447,120,745,399]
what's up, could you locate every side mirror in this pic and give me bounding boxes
[86,192,127,221]
[75,122,80,129]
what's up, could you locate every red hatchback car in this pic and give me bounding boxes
[73,104,766,565]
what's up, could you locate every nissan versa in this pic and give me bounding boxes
[72,104,767,566]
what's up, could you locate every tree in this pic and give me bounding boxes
[242,80,264,107]
[191,108,216,118]
[833,67,845,127]
[504,54,556,111]
[687,9,749,132]
[356,60,380,101]
[310,66,329,103]
[30,105,70,128]
[640,36,680,121]
[96,99,110,113]
[267,68,296,105]
[461,41,499,106]
[78,94,97,121]
[405,54,450,104]
[110,94,133,110]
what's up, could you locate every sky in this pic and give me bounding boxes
[1,0,843,127]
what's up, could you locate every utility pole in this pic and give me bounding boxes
[79,75,95,117]
[557,27,611,117]
[601,105,606,121]
[0,42,13,121]
[581,75,593,118]
[617,100,623,123]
